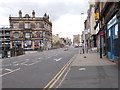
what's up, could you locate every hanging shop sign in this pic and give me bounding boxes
[100,32,104,36]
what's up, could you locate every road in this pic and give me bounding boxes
[1,47,79,88]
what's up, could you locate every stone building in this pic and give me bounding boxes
[73,34,80,45]
[52,34,60,44]
[9,10,52,56]
[89,1,97,47]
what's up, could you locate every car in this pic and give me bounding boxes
[74,44,79,48]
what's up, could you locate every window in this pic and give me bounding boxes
[14,32,19,38]
[35,22,44,28]
[40,32,42,37]
[40,23,44,28]
[114,24,118,39]
[108,29,111,37]
[13,23,19,28]
[25,33,31,38]
[24,40,32,49]
[35,23,39,28]
[43,32,45,37]
[25,23,31,29]
[36,32,40,37]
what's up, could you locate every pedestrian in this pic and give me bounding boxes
[82,44,84,54]
[79,46,82,54]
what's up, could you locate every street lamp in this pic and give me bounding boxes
[81,13,87,54]
[98,3,102,58]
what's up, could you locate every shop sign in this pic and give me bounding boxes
[100,32,104,36]
[107,15,117,29]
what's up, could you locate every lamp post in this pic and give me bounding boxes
[98,3,102,58]
[81,13,86,54]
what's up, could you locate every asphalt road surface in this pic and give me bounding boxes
[1,47,79,88]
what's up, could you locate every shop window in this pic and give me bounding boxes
[114,24,118,39]
[24,40,32,49]
[108,29,111,37]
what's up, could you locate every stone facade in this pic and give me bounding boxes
[9,10,52,53]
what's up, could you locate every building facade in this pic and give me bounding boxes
[9,10,52,56]
[52,34,60,44]
[94,1,120,61]
[73,34,80,45]
[0,28,10,58]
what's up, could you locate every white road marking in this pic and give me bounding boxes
[54,58,62,62]
[56,67,71,88]
[5,68,13,72]
[0,68,20,77]
[13,59,29,64]
[79,68,86,71]
[28,61,41,66]
[13,64,19,66]
[20,61,29,65]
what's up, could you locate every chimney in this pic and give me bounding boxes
[32,10,35,18]
[19,10,22,18]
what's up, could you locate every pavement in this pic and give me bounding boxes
[59,51,118,88]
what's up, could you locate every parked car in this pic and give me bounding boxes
[74,44,79,48]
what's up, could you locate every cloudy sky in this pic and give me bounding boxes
[0,0,89,40]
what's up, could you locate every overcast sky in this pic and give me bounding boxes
[0,0,89,40]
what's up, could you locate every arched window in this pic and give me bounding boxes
[36,32,40,37]
[14,32,19,38]
[25,32,31,38]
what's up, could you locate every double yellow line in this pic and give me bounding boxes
[43,55,76,89]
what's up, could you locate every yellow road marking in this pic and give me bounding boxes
[43,61,69,89]
[43,55,76,89]
[49,60,71,88]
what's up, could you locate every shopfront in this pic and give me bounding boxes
[107,15,118,60]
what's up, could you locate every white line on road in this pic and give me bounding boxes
[48,57,50,58]
[79,68,86,71]
[0,68,20,77]
[56,67,71,88]
[5,68,13,72]
[28,61,41,66]
[13,59,29,64]
[54,58,62,62]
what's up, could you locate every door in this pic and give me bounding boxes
[110,26,115,60]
